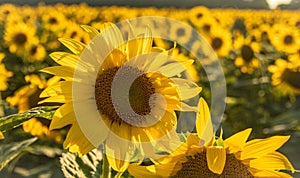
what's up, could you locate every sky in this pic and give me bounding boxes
[265,0,292,9]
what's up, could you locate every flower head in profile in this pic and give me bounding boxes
[40,23,201,172]
[128,98,295,178]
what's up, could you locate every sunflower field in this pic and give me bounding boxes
[0,3,299,178]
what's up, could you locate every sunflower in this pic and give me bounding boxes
[40,23,201,172]
[234,35,260,74]
[270,24,300,54]
[4,21,38,57]
[169,21,193,44]
[268,59,300,95]
[6,75,62,142]
[27,44,47,62]
[128,98,295,178]
[189,6,212,28]
[0,3,17,22]
[0,53,13,92]
[206,28,232,58]
[39,7,67,33]
[63,22,91,45]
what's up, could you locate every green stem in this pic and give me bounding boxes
[114,172,123,178]
[102,154,111,178]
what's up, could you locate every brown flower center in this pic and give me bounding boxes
[211,37,223,50]
[203,24,211,33]
[48,17,58,24]
[241,45,254,63]
[95,66,155,125]
[196,13,203,19]
[14,33,27,45]
[174,152,253,178]
[281,68,300,89]
[283,35,293,45]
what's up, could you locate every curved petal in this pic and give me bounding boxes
[196,98,213,145]
[250,151,294,173]
[158,60,194,77]
[59,38,86,55]
[40,66,74,81]
[249,168,293,178]
[105,127,134,172]
[63,123,95,156]
[128,162,176,178]
[50,52,80,69]
[80,25,99,38]
[50,103,75,130]
[241,136,290,160]
[206,146,226,175]
[172,78,202,100]
[224,128,252,154]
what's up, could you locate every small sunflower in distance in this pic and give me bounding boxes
[128,98,295,178]
[4,21,38,57]
[268,59,300,95]
[234,34,260,74]
[40,23,201,172]
[270,24,300,54]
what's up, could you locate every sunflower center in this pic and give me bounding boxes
[284,35,293,45]
[95,66,155,125]
[14,33,27,45]
[70,31,77,38]
[174,152,253,178]
[203,24,211,32]
[177,28,185,37]
[49,17,58,24]
[196,13,203,19]
[281,68,300,89]
[241,45,254,62]
[129,74,155,115]
[211,37,223,50]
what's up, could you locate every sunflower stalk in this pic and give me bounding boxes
[102,154,111,178]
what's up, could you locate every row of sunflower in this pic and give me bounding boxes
[0,3,299,177]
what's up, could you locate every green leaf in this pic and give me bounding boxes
[0,137,37,171]
[0,106,58,132]
[60,149,103,178]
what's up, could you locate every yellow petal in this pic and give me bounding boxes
[128,162,177,178]
[38,95,70,104]
[100,23,124,52]
[58,38,86,55]
[105,129,133,172]
[196,98,213,145]
[241,136,290,160]
[63,123,95,156]
[80,25,99,38]
[158,60,194,77]
[250,151,294,173]
[0,131,4,139]
[40,81,72,98]
[206,146,226,174]
[50,103,75,130]
[50,52,79,68]
[249,169,293,178]
[40,66,74,81]
[172,78,202,100]
[224,128,252,153]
